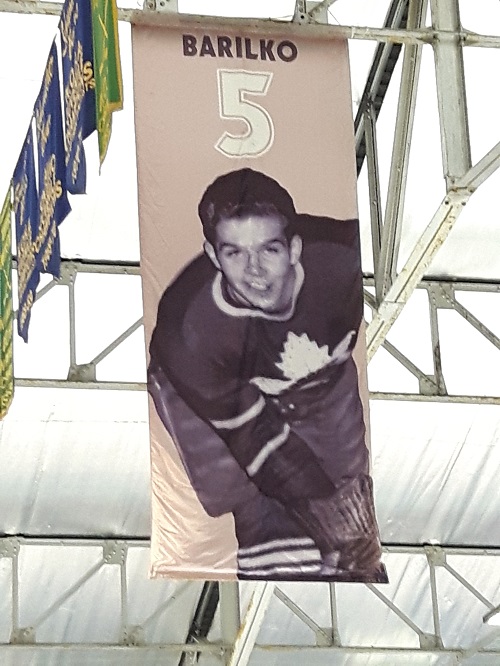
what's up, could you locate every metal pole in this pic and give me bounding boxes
[430,0,471,188]
[376,0,427,298]
[364,101,384,288]
[367,190,469,360]
[367,138,500,360]
[228,582,275,666]
[220,582,241,664]
[427,287,447,395]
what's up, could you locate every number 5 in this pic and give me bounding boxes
[216,69,274,158]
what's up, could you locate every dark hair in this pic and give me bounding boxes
[198,168,297,244]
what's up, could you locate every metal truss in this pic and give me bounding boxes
[1,0,500,49]
[354,0,410,180]
[14,258,500,405]
[366,276,500,404]
[3,2,500,663]
[1,538,500,663]
[2,0,498,406]
[13,258,145,392]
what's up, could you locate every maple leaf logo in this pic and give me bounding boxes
[275,332,334,381]
[251,331,356,395]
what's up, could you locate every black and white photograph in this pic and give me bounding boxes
[148,167,387,582]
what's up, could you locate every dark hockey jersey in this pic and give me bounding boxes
[149,215,369,510]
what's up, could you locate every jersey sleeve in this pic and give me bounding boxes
[149,299,334,503]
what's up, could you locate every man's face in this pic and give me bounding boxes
[205,214,302,314]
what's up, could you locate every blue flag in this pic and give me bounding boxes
[59,0,96,194]
[13,127,41,342]
[34,41,72,278]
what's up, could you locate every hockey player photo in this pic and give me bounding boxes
[148,167,387,582]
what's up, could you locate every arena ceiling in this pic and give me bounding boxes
[1,0,500,663]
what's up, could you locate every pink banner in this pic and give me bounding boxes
[133,21,387,583]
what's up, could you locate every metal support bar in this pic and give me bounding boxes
[89,317,143,366]
[3,643,223,654]
[376,0,427,298]
[366,137,500,361]
[304,0,328,24]
[119,558,129,644]
[31,559,105,630]
[364,276,500,294]
[328,584,341,646]
[293,0,307,23]
[141,582,192,629]
[0,1,500,50]
[146,0,178,13]
[10,543,20,641]
[364,291,439,391]
[4,643,500,657]
[427,288,447,395]
[1,540,500,657]
[430,0,471,188]
[227,582,275,666]
[456,139,500,192]
[383,338,440,394]
[10,539,500,555]
[427,557,443,648]
[367,190,469,360]
[365,583,426,639]
[68,271,77,368]
[308,0,339,20]
[354,0,409,176]
[12,279,57,320]
[451,297,500,352]
[443,561,495,611]
[364,102,384,283]
[179,582,219,666]
[370,392,500,404]
[220,582,241,664]
[273,588,331,646]
[15,378,146,391]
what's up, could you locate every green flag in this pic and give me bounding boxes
[91,0,123,165]
[0,187,14,419]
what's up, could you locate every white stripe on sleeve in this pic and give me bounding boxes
[210,395,265,430]
[246,424,290,477]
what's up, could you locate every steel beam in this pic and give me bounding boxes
[273,588,331,646]
[354,0,409,176]
[328,584,341,646]
[2,541,500,658]
[308,0,338,20]
[11,256,500,401]
[430,0,471,187]
[376,0,427,300]
[365,582,427,642]
[427,286,447,395]
[367,189,469,360]
[370,393,500,405]
[179,581,220,666]
[366,138,500,361]
[0,1,498,51]
[227,582,275,666]
[364,102,384,279]
[220,582,241,665]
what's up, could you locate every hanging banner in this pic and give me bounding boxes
[133,23,387,583]
[0,187,14,418]
[91,0,123,165]
[13,127,41,342]
[34,41,72,279]
[59,0,96,194]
